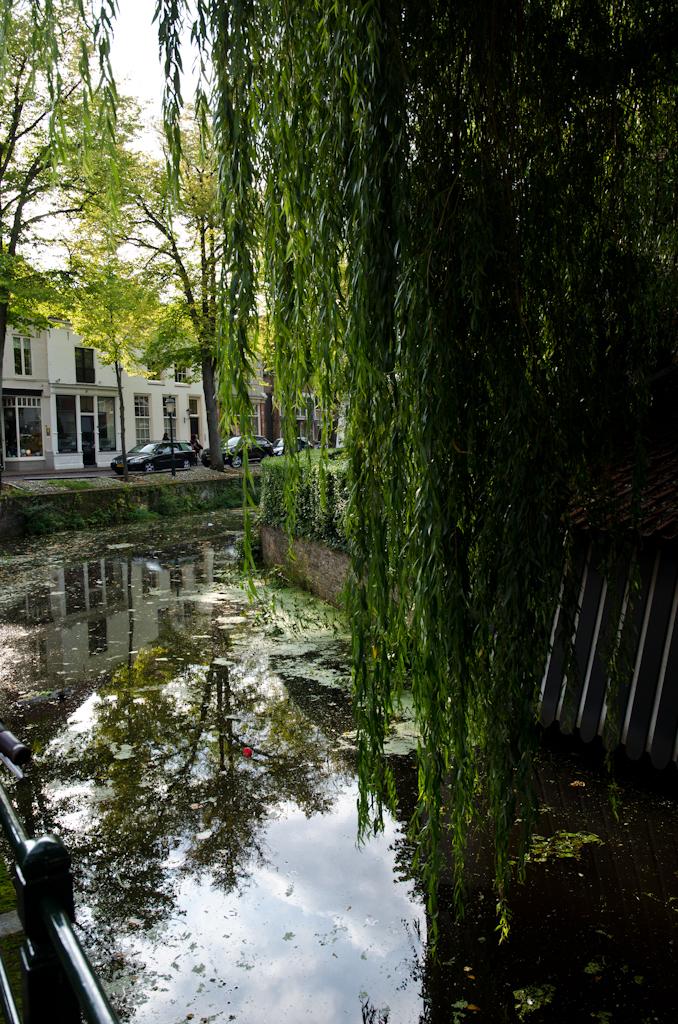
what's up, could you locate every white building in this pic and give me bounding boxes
[2,320,268,472]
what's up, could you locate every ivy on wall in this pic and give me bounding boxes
[260,454,349,552]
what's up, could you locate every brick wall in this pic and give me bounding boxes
[260,525,350,607]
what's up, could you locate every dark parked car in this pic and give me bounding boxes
[111,441,197,475]
[272,436,311,456]
[201,435,274,469]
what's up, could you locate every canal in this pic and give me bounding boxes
[0,511,676,1022]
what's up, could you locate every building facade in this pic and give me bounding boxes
[2,320,268,472]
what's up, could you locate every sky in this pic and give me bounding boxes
[109,0,164,117]
[108,0,201,149]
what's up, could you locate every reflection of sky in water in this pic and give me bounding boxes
[5,532,678,1022]
[114,796,423,1022]
[41,676,424,1023]
[2,537,423,1022]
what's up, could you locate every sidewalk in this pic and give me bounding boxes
[2,466,114,481]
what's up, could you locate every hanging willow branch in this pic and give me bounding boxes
[29,0,678,936]
[193,0,678,938]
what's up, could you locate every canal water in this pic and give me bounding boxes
[0,513,677,1023]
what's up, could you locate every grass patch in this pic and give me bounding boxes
[52,480,95,491]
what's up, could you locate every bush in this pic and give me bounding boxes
[260,452,348,550]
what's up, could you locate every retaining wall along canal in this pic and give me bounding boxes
[0,475,247,540]
[260,524,350,607]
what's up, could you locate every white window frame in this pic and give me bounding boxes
[12,336,32,376]
[134,395,151,445]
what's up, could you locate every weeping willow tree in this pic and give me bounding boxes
[23,0,678,932]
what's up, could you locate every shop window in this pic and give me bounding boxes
[98,397,116,451]
[12,337,32,376]
[134,395,150,444]
[75,347,95,384]
[56,395,78,452]
[2,396,42,458]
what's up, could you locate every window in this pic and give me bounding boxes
[97,397,116,452]
[12,337,32,376]
[75,347,95,384]
[2,396,42,458]
[250,405,262,435]
[188,397,200,440]
[146,362,164,381]
[134,395,151,444]
[56,395,77,452]
[174,365,188,383]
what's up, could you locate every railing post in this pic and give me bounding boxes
[14,836,80,1023]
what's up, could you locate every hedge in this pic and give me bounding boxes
[260,452,349,551]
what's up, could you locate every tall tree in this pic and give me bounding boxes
[31,0,678,933]
[163,0,678,935]
[0,0,117,489]
[123,118,225,471]
[68,249,158,482]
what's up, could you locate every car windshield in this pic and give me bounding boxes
[226,436,241,449]
[132,444,160,454]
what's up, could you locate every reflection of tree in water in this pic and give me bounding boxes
[16,615,353,952]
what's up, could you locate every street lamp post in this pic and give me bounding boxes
[166,395,176,477]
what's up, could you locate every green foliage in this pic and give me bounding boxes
[67,251,159,374]
[261,453,349,551]
[18,480,258,537]
[28,0,678,936]
[186,0,678,937]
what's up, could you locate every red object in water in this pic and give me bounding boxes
[243,747,253,758]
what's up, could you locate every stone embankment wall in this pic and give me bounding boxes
[0,476,246,541]
[260,525,350,607]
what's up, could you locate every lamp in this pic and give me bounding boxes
[165,395,176,477]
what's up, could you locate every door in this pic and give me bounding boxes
[81,415,96,465]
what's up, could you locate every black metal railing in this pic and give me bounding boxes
[0,722,120,1023]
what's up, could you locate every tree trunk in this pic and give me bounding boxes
[115,360,129,482]
[201,346,223,471]
[0,300,7,493]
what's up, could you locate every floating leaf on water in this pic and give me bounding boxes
[584,960,605,974]
[529,831,603,863]
[195,831,212,841]
[513,984,555,1019]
